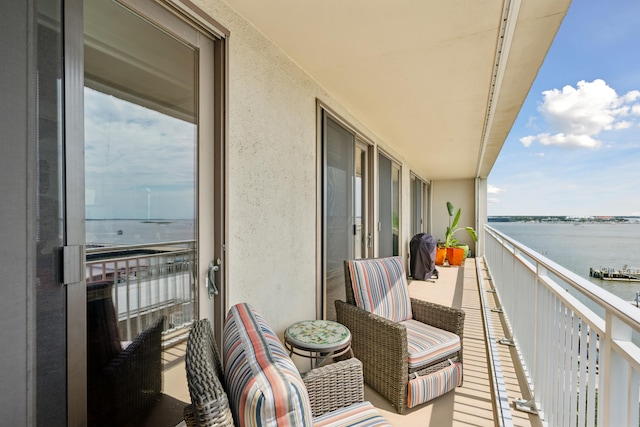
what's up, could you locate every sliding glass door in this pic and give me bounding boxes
[35,0,68,423]
[322,113,370,320]
[83,0,222,424]
[378,153,401,258]
[411,174,428,237]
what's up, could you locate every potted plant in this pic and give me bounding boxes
[435,243,447,266]
[442,201,478,266]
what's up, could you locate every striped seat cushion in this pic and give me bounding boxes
[401,319,461,369]
[313,401,391,427]
[223,303,313,427]
[407,362,462,408]
[348,257,413,322]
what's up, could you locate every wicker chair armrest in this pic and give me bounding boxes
[100,316,164,427]
[335,300,408,410]
[303,358,364,418]
[105,316,165,374]
[410,298,464,338]
[183,404,197,427]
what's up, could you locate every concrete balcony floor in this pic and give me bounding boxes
[148,259,542,426]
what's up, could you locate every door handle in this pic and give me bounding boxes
[206,262,219,298]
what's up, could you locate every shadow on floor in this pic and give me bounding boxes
[142,393,187,427]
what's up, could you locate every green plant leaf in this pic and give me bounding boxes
[443,201,477,248]
[451,208,461,229]
[447,201,455,217]
[465,227,478,242]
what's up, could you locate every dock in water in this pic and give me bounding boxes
[590,265,640,282]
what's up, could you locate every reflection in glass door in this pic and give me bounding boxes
[84,0,215,425]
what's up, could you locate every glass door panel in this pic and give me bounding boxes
[324,116,354,321]
[322,116,371,320]
[378,153,401,257]
[411,176,425,237]
[392,163,400,256]
[84,0,214,424]
[35,0,66,423]
[354,143,369,259]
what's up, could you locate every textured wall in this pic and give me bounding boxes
[431,179,477,250]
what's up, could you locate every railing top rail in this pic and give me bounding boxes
[86,240,196,255]
[485,224,640,328]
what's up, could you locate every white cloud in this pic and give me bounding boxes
[487,184,504,195]
[487,197,500,204]
[84,87,197,219]
[537,132,600,148]
[525,116,539,130]
[520,135,536,147]
[520,79,640,149]
[624,90,640,103]
[614,121,633,130]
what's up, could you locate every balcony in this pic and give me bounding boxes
[136,245,529,425]
[148,253,538,426]
[91,225,640,426]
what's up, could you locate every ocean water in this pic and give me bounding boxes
[87,218,640,302]
[491,222,640,303]
[86,219,195,246]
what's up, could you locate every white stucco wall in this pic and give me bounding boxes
[431,179,477,253]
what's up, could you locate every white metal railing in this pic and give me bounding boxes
[86,240,196,342]
[484,225,640,427]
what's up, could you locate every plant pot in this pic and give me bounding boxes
[435,247,446,265]
[446,247,465,266]
[457,244,470,259]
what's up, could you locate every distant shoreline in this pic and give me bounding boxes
[489,216,640,224]
[86,218,190,222]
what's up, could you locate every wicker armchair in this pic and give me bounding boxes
[335,257,465,414]
[302,356,365,417]
[184,317,368,426]
[184,319,234,427]
[86,281,164,427]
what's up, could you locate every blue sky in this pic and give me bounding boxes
[488,1,640,217]
[84,88,197,219]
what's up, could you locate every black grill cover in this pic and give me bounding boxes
[410,233,437,280]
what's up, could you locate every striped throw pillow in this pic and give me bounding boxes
[223,303,313,427]
[348,257,413,322]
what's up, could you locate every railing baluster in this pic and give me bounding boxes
[85,241,197,347]
[484,225,640,427]
[577,318,587,427]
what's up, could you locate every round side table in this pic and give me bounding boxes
[284,320,352,371]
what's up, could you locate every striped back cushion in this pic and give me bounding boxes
[348,257,413,322]
[223,303,313,427]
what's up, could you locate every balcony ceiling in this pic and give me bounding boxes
[221,0,570,180]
